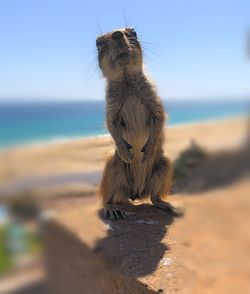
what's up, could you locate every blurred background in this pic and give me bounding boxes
[0,0,249,293]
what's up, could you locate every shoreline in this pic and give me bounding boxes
[0,113,247,152]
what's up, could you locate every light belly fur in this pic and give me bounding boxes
[121,96,150,194]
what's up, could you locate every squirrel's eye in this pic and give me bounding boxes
[130,29,137,38]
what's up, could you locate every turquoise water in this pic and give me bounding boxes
[0,99,248,148]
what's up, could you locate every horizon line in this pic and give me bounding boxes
[0,95,249,103]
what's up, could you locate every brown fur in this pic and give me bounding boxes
[96,28,179,218]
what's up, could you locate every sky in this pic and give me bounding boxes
[0,0,249,101]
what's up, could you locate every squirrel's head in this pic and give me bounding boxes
[96,28,143,80]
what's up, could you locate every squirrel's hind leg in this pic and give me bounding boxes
[148,155,184,217]
[99,153,131,220]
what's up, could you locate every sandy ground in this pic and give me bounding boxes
[0,117,249,293]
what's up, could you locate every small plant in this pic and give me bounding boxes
[9,193,39,220]
[0,226,12,274]
[0,223,42,275]
[174,140,207,180]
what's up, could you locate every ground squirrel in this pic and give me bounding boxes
[96,27,182,219]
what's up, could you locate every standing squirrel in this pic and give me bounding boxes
[96,28,182,219]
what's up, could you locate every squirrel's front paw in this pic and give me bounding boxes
[117,140,133,163]
[141,140,155,165]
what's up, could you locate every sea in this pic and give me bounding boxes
[0,99,248,148]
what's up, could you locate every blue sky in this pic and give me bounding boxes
[0,0,249,101]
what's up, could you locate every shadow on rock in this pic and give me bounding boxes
[43,217,160,294]
[95,203,174,278]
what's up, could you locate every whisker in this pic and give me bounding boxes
[141,45,160,58]
[143,51,154,63]
[87,51,101,77]
[142,47,159,66]
[93,13,103,35]
[140,42,158,50]
[138,35,164,64]
[121,8,128,27]
[140,40,158,49]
